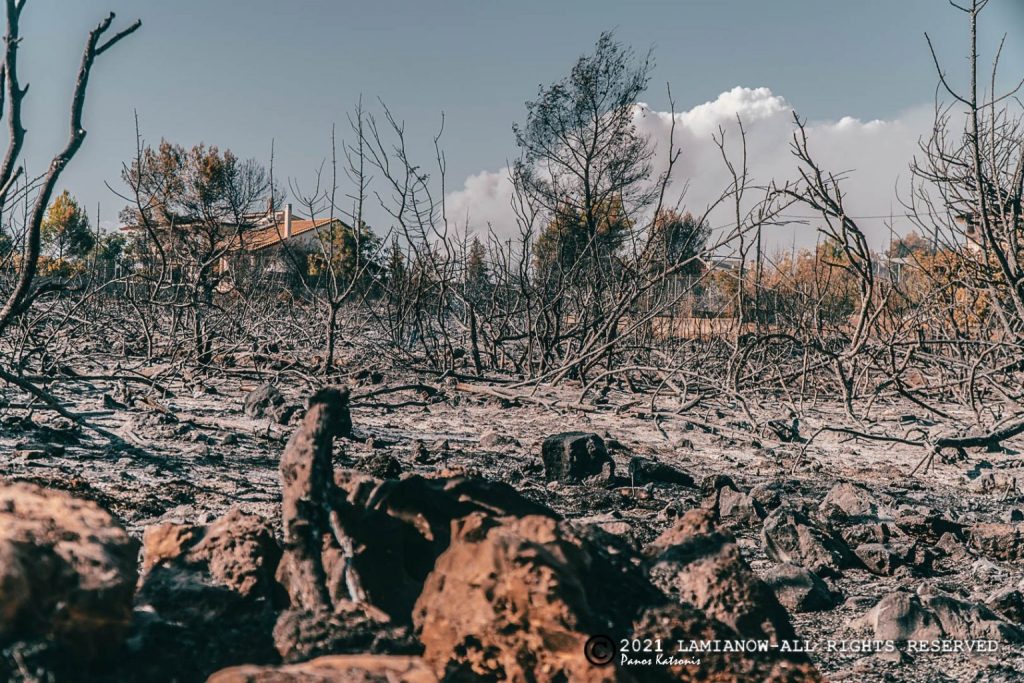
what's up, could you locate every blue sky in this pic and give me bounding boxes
[14,0,1024,240]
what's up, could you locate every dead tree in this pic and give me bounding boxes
[0,0,139,413]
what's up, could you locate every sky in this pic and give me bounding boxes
[13,0,1024,248]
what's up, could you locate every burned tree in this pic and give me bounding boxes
[0,0,139,412]
[117,141,274,365]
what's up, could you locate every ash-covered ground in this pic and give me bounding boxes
[2,348,1023,682]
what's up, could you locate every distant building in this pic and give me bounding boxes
[954,204,1021,254]
[121,202,350,283]
[218,203,349,278]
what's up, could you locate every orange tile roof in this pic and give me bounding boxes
[224,217,347,252]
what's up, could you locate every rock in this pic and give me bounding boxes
[276,389,556,630]
[711,486,765,526]
[968,471,1018,495]
[358,452,403,479]
[862,591,1023,642]
[895,513,962,544]
[246,384,348,431]
[762,508,853,577]
[141,507,281,599]
[819,482,890,519]
[208,655,439,683]
[412,440,431,464]
[854,543,901,576]
[0,482,138,674]
[972,558,1005,580]
[987,588,1024,624]
[891,539,935,574]
[644,508,798,644]
[628,456,694,487]
[862,592,944,641]
[244,383,287,421]
[934,531,972,561]
[415,511,819,682]
[749,481,785,511]
[273,603,419,664]
[584,460,617,486]
[541,431,614,482]
[925,593,1023,642]
[763,563,841,612]
[700,473,738,496]
[134,508,284,679]
[966,523,1024,561]
[479,430,517,448]
[413,513,662,683]
[840,522,893,546]
[1003,508,1024,523]
[327,471,557,626]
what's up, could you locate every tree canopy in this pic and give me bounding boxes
[41,190,94,261]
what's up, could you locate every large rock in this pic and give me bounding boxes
[818,482,892,520]
[762,508,853,577]
[861,592,943,641]
[413,513,659,682]
[0,481,138,672]
[862,591,1023,642]
[925,593,1024,641]
[762,563,840,612]
[207,655,439,683]
[134,508,285,680]
[966,523,1024,561]
[244,383,289,422]
[274,388,554,662]
[987,588,1024,624]
[141,507,282,597]
[541,431,614,482]
[708,485,765,526]
[413,511,820,683]
[644,508,798,644]
[894,513,963,544]
[853,543,901,576]
[320,471,556,625]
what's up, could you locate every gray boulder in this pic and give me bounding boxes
[862,590,1023,642]
[243,383,294,424]
[763,563,840,612]
[854,543,901,576]
[541,432,614,483]
[762,507,853,577]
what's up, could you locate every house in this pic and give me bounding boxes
[219,203,351,279]
[121,201,352,284]
[955,203,1021,255]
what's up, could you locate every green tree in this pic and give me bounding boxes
[651,210,709,274]
[41,190,94,261]
[90,232,126,276]
[513,31,654,251]
[120,141,273,364]
[533,197,631,275]
[310,219,381,287]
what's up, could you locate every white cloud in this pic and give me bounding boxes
[445,87,933,250]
